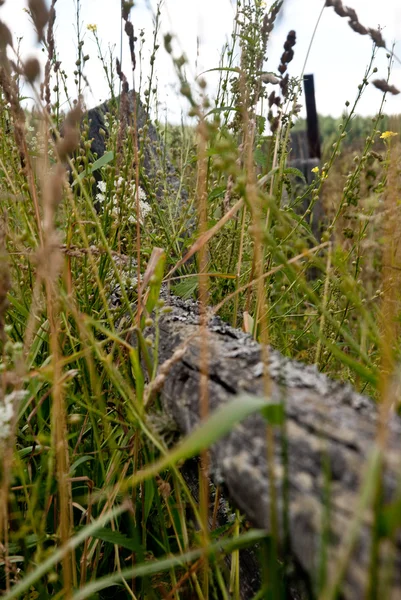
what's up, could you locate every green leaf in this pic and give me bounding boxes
[283,166,307,184]
[145,251,166,315]
[285,207,313,237]
[378,496,401,538]
[254,147,267,169]
[205,106,240,118]
[199,66,240,75]
[129,347,144,403]
[260,402,285,425]
[323,339,377,386]
[90,527,141,552]
[72,150,114,187]
[125,394,282,489]
[258,166,307,188]
[172,277,198,300]
[69,455,94,476]
[18,445,42,459]
[71,530,268,600]
[144,478,156,522]
[208,186,227,202]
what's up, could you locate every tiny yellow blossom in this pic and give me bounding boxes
[380,131,398,139]
[311,166,319,173]
[87,24,97,32]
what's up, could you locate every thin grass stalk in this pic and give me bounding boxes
[239,47,281,591]
[40,114,75,592]
[315,242,332,366]
[47,278,73,596]
[121,5,143,328]
[229,510,240,598]
[232,204,247,328]
[196,109,211,597]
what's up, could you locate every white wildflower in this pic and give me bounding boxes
[138,199,151,221]
[97,180,106,193]
[138,186,147,202]
[0,390,27,443]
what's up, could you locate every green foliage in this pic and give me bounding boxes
[0,0,401,598]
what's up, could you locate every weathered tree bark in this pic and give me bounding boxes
[146,294,401,599]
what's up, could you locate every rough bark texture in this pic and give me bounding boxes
[143,294,401,599]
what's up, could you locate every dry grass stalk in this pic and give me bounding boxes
[377,142,401,448]
[42,0,57,111]
[0,217,10,346]
[28,0,50,43]
[121,1,143,330]
[115,58,130,167]
[0,22,44,245]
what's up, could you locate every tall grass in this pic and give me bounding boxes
[0,0,400,598]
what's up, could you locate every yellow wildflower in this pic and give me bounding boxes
[87,24,97,32]
[311,166,319,174]
[380,131,398,139]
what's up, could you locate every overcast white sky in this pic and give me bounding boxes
[1,0,400,122]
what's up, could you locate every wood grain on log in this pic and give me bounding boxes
[143,294,401,599]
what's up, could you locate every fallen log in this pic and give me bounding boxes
[143,293,401,598]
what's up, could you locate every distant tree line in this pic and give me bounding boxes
[293,113,400,156]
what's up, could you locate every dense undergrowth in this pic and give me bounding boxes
[0,0,401,598]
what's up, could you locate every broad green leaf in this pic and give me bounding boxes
[173,277,198,299]
[125,393,282,490]
[260,402,285,426]
[208,186,227,201]
[72,150,114,187]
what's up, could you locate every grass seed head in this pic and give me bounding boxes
[368,28,386,49]
[0,19,13,63]
[23,57,41,83]
[373,79,400,96]
[28,0,50,43]
[57,102,83,160]
[348,20,367,35]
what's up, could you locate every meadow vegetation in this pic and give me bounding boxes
[0,0,400,598]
